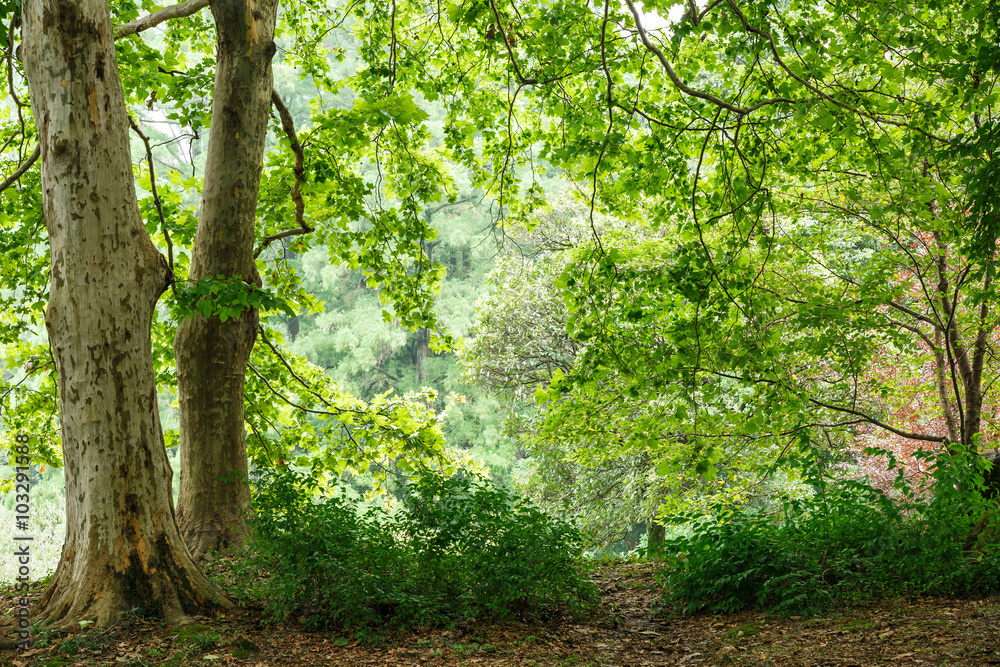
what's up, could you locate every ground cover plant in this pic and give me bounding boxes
[659,443,1000,616]
[229,468,598,632]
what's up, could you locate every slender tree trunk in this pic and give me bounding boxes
[647,521,665,556]
[932,327,961,445]
[173,0,279,560]
[283,240,300,341]
[11,0,232,634]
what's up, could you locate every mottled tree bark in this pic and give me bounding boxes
[173,0,279,560]
[10,0,233,635]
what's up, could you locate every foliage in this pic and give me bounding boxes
[172,276,298,323]
[282,193,519,487]
[462,196,800,541]
[231,466,598,631]
[660,442,1000,616]
[241,324,487,497]
[444,0,1000,524]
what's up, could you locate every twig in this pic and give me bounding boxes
[807,396,947,443]
[626,0,759,115]
[488,0,538,85]
[257,325,333,408]
[128,116,177,297]
[7,14,26,142]
[722,0,947,143]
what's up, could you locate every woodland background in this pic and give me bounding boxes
[0,0,999,643]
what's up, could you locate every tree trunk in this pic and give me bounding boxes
[173,0,279,560]
[284,239,299,340]
[13,0,233,634]
[647,521,665,556]
[963,451,1000,552]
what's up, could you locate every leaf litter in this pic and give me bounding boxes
[2,560,998,666]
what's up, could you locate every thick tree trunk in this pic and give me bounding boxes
[13,0,233,634]
[174,0,279,560]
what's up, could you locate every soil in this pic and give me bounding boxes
[2,560,998,666]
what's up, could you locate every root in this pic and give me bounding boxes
[19,557,238,636]
[0,595,220,652]
[0,619,20,650]
[0,616,40,650]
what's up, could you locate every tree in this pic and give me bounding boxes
[3,0,233,635]
[1,0,478,570]
[462,199,665,544]
[0,0,464,635]
[171,0,280,560]
[422,0,1000,493]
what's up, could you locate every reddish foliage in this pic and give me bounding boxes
[841,338,999,494]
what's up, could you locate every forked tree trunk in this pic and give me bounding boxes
[173,0,279,560]
[13,0,233,634]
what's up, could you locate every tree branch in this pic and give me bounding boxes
[722,0,947,143]
[0,144,39,194]
[624,0,793,116]
[247,363,354,417]
[128,116,177,297]
[254,89,312,259]
[488,0,538,85]
[115,0,210,39]
[807,396,947,443]
[257,325,332,408]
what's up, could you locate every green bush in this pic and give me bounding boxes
[231,468,598,630]
[659,444,1000,615]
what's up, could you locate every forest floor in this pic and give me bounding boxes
[1,560,999,667]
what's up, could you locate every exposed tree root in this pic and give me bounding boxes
[0,567,235,650]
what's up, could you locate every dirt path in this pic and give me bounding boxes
[2,561,999,666]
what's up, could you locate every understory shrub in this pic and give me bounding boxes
[660,443,1000,615]
[231,468,598,630]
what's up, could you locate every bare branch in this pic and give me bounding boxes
[807,396,947,443]
[254,89,313,259]
[115,0,210,39]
